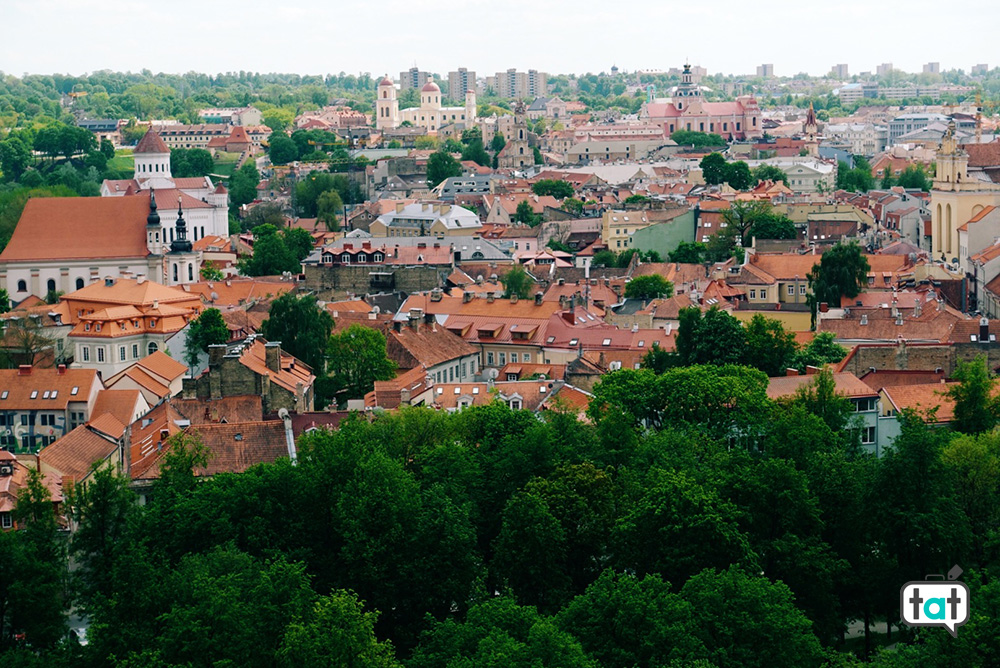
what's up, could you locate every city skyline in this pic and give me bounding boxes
[2,0,995,79]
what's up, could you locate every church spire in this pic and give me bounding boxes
[147,189,160,227]
[170,197,193,253]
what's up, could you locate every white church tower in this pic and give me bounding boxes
[376,76,399,131]
[133,129,173,188]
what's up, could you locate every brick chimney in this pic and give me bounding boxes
[17,365,31,376]
[264,342,282,372]
[57,364,66,375]
[534,291,543,306]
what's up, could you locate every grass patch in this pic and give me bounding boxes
[211,162,236,178]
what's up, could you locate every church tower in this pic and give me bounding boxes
[146,189,163,255]
[465,89,478,126]
[133,128,172,187]
[498,101,531,170]
[803,103,820,156]
[930,121,1000,260]
[673,63,703,113]
[168,198,198,286]
[376,76,399,131]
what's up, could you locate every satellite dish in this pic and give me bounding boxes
[210,292,219,302]
[372,306,381,314]
[486,368,499,380]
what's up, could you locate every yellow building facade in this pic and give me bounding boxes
[930,124,1000,260]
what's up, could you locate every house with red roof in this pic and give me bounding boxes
[640,64,761,140]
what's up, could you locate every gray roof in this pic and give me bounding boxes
[528,97,551,111]
[438,175,495,199]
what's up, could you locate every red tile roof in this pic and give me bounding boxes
[134,129,169,154]
[766,372,877,400]
[0,367,100,410]
[38,425,119,482]
[0,197,151,262]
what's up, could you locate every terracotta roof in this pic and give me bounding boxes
[65,277,195,306]
[820,305,965,342]
[170,395,264,425]
[1,453,62,514]
[0,197,151,263]
[963,143,1000,168]
[0,367,100,409]
[133,421,290,480]
[387,322,478,369]
[134,129,169,154]
[367,366,432,410]
[182,278,295,308]
[239,339,315,393]
[136,351,188,383]
[498,362,566,380]
[859,370,947,393]
[92,389,144,427]
[115,367,170,398]
[38,425,119,482]
[325,299,374,315]
[881,383,957,423]
[650,294,695,320]
[766,372,877,400]
[88,413,127,440]
[428,380,560,411]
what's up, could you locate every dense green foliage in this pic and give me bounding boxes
[532,179,575,199]
[238,223,312,276]
[183,308,230,369]
[624,274,674,300]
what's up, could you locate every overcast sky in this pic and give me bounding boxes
[3,0,995,79]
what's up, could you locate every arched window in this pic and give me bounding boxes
[16,280,26,292]
[46,279,56,293]
[147,342,158,355]
[188,264,193,281]
[75,278,84,290]
[173,264,178,282]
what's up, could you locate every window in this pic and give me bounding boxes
[147,342,158,356]
[861,426,876,445]
[750,290,757,299]
[119,346,126,362]
[188,264,194,282]
[855,397,877,412]
[132,344,139,359]
[16,280,26,292]
[75,278,84,290]
[487,351,495,366]
[509,400,522,410]
[523,353,531,362]
[499,352,507,365]
[97,347,105,363]
[21,414,29,425]
[1,513,11,529]
[760,289,767,300]
[46,279,56,293]
[787,285,795,296]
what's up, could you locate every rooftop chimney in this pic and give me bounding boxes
[57,364,66,375]
[980,316,990,343]
[264,341,282,372]
[17,365,31,376]
[463,291,473,303]
[486,293,495,304]
[208,343,227,367]
[510,294,518,304]
[534,291,543,306]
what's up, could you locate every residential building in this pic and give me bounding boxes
[387,310,481,384]
[823,123,884,156]
[368,202,482,237]
[399,67,431,90]
[64,277,203,377]
[448,68,477,97]
[105,350,188,405]
[490,69,548,99]
[197,106,263,126]
[182,336,315,413]
[876,63,894,77]
[767,371,882,454]
[640,64,761,140]
[832,64,849,79]
[0,451,62,530]
[0,365,103,452]
[888,113,951,144]
[756,64,774,78]
[923,62,941,75]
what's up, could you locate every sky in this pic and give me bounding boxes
[2,0,997,79]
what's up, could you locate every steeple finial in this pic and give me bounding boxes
[147,188,160,227]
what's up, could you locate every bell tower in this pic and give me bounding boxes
[376,76,399,131]
[168,198,198,286]
[146,189,163,255]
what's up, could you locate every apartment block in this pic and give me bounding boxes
[448,68,477,97]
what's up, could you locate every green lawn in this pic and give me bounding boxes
[108,149,134,172]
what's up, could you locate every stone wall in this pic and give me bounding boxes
[302,264,449,298]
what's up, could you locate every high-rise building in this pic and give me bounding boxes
[448,68,477,97]
[399,67,430,90]
[923,62,941,74]
[756,64,774,78]
[832,64,849,79]
[876,63,894,77]
[491,69,548,99]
